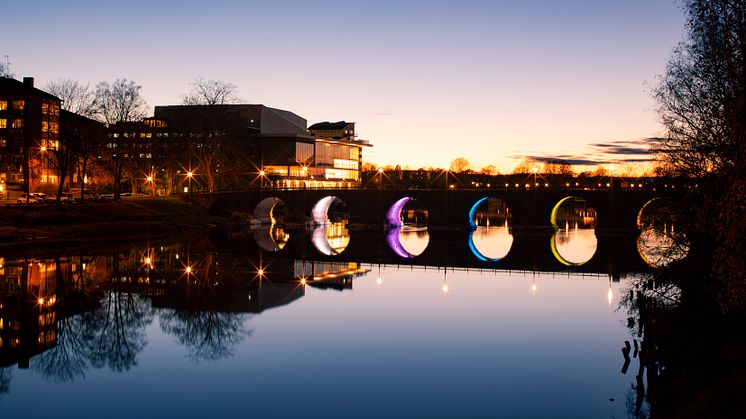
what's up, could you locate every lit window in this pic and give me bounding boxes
[0,101,7,110]
[0,118,6,129]
[11,119,23,129]
[12,100,25,110]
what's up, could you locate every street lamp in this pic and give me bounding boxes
[186,171,194,200]
[145,174,156,197]
[259,170,266,190]
[378,167,384,191]
[532,167,538,188]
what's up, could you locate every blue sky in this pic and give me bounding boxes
[3,0,685,171]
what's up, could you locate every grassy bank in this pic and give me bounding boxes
[0,196,227,249]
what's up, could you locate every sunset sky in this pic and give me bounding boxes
[4,0,684,172]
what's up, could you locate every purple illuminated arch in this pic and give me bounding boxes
[386,227,412,258]
[386,197,412,226]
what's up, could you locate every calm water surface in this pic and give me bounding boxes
[0,249,637,418]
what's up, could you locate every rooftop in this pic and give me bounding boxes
[308,121,354,131]
[0,76,60,102]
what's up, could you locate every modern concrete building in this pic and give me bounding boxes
[152,105,371,190]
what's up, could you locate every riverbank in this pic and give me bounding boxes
[0,196,229,252]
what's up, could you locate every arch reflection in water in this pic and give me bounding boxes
[636,198,689,268]
[311,221,350,256]
[469,226,513,262]
[468,197,513,262]
[550,197,597,266]
[253,225,290,252]
[386,226,429,258]
[386,197,429,258]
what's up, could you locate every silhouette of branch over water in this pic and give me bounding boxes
[619,264,746,418]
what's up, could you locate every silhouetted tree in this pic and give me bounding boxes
[0,57,12,78]
[81,291,153,372]
[542,160,574,175]
[31,315,91,382]
[182,78,241,105]
[653,0,746,309]
[177,79,252,191]
[160,309,252,362]
[45,79,97,117]
[449,157,471,173]
[0,368,10,399]
[480,164,499,175]
[94,79,148,200]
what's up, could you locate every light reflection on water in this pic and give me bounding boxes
[0,256,635,419]
[636,225,689,268]
[552,226,598,266]
[386,226,430,258]
[253,225,289,252]
[636,199,689,268]
[311,221,350,256]
[470,224,513,261]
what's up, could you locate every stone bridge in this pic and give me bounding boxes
[193,188,680,230]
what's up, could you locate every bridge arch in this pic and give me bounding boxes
[467,196,513,261]
[550,196,598,266]
[636,197,661,228]
[386,197,427,227]
[254,197,288,224]
[311,195,348,225]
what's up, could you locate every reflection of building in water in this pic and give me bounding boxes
[0,259,60,368]
[293,260,369,291]
[311,222,351,256]
[254,226,290,252]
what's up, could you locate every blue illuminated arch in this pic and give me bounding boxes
[468,197,493,229]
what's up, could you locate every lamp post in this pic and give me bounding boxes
[259,170,266,190]
[532,167,538,188]
[378,167,383,191]
[186,170,194,200]
[146,175,154,197]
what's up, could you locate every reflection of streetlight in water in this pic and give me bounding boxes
[607,277,613,306]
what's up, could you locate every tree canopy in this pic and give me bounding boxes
[654,0,746,310]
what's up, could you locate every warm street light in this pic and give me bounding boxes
[184,170,195,199]
[40,146,47,152]
[146,175,155,196]
[259,170,266,189]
